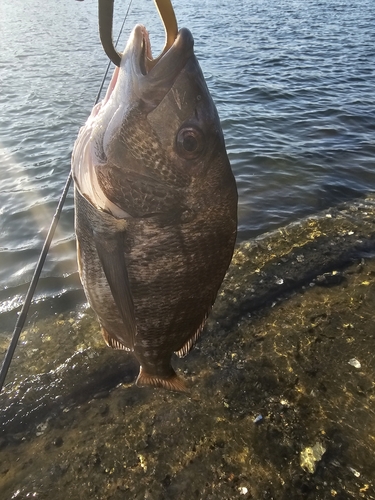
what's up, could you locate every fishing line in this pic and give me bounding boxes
[0,0,133,393]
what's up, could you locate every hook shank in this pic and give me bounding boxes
[98,0,122,67]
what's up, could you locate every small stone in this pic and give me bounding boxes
[253,414,263,424]
[239,486,248,495]
[300,442,326,473]
[53,436,63,447]
[36,420,49,437]
[138,454,147,472]
[315,271,345,287]
[348,467,360,477]
[348,358,361,369]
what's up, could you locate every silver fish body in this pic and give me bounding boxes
[72,25,237,391]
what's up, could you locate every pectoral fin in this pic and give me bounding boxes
[93,229,136,350]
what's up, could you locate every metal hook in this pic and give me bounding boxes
[98,0,122,67]
[98,0,178,68]
[148,0,178,69]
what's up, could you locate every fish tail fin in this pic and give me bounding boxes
[136,367,188,393]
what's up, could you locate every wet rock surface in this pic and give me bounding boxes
[1,195,375,499]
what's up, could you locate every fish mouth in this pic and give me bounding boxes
[138,27,153,76]
[131,25,194,77]
[101,25,193,110]
[113,24,194,108]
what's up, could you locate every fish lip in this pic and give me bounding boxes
[133,25,152,76]
[119,25,194,105]
[129,25,194,77]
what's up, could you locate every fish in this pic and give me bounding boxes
[71,24,238,391]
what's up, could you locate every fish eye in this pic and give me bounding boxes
[176,126,205,159]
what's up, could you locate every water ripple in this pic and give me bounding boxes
[1,0,375,306]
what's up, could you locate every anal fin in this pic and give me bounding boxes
[102,327,130,351]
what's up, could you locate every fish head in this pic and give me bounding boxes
[73,24,236,218]
[97,25,196,142]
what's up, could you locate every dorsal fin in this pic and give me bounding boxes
[174,311,210,358]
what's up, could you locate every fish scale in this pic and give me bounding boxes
[118,106,188,186]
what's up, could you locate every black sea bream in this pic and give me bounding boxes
[72,25,237,391]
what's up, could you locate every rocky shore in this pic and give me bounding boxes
[1,195,375,499]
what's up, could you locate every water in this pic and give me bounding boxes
[0,0,375,322]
